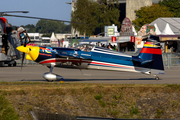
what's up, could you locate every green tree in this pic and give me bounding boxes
[35,19,71,33]
[21,24,36,33]
[64,24,71,33]
[159,0,180,17]
[132,4,174,30]
[11,24,36,32]
[11,25,19,30]
[97,0,120,33]
[71,0,120,36]
[71,0,99,36]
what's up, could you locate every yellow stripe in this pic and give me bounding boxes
[144,44,159,47]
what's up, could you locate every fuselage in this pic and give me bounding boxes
[33,44,151,74]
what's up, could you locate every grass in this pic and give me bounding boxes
[0,94,19,120]
[129,106,139,116]
[94,93,103,100]
[0,82,180,119]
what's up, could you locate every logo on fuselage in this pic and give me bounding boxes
[40,47,52,53]
[39,47,52,57]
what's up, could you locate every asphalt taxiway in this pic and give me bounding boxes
[0,65,180,84]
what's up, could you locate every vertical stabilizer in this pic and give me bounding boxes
[134,35,164,74]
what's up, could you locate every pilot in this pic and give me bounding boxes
[81,46,87,51]
[108,45,112,50]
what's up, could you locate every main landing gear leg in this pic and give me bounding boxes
[50,64,54,73]
[43,64,64,82]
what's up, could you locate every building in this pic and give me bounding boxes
[40,37,51,46]
[66,0,80,37]
[106,0,160,22]
[27,33,40,41]
[126,0,152,22]
[27,33,41,46]
[56,33,72,40]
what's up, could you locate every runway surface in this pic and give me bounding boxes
[0,65,180,84]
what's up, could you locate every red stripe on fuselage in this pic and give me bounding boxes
[39,59,134,69]
[39,59,91,64]
[145,42,153,45]
[140,48,162,55]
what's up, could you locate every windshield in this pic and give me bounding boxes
[74,44,94,52]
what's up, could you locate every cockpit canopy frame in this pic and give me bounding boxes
[74,44,95,52]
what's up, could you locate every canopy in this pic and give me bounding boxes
[50,32,58,41]
[154,23,161,35]
[150,18,180,35]
[161,23,175,35]
[132,25,137,36]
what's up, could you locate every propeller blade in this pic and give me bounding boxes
[17,46,29,71]
[2,13,90,25]
[21,52,25,71]
[24,37,27,47]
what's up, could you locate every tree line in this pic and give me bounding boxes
[12,0,180,36]
[12,20,71,36]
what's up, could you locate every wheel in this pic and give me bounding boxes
[155,76,160,80]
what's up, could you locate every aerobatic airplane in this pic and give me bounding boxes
[16,35,164,82]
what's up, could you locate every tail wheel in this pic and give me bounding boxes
[155,76,160,80]
[60,81,64,83]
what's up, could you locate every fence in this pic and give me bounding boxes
[16,53,180,68]
[162,53,180,68]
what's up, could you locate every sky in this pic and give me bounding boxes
[0,0,72,26]
[0,0,161,26]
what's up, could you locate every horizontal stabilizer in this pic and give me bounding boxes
[132,58,153,65]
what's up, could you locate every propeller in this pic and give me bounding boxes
[20,31,31,71]
[21,52,25,71]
